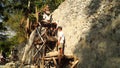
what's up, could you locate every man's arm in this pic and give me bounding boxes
[58,37,62,45]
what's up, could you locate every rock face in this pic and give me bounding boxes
[53,0,92,55]
[53,0,120,68]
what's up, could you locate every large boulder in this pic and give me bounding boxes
[52,0,120,68]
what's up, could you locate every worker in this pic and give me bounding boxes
[57,26,65,55]
[42,5,52,23]
[57,26,65,64]
[58,26,65,55]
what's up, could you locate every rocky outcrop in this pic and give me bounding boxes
[53,0,92,55]
[53,0,120,68]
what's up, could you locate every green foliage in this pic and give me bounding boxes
[4,10,26,43]
[0,40,12,56]
[0,0,64,55]
[45,0,64,12]
[5,10,23,31]
[0,35,20,56]
[0,23,7,31]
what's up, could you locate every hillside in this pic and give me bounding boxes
[52,0,120,68]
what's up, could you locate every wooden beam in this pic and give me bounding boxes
[46,51,59,57]
[39,57,58,61]
[71,60,79,68]
[52,57,57,68]
[35,6,38,24]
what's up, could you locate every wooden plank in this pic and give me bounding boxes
[40,57,58,61]
[35,6,38,24]
[52,57,57,68]
[33,42,45,58]
[42,45,46,68]
[71,60,79,68]
[45,51,59,58]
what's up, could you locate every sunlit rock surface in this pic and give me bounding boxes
[53,0,120,68]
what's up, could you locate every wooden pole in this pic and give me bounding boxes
[35,6,39,24]
[52,57,57,68]
[39,57,58,61]
[42,44,45,68]
[71,60,79,68]
[26,1,30,39]
[26,18,29,39]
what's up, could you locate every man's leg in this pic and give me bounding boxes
[58,43,63,65]
[60,48,63,56]
[58,48,62,65]
[59,43,63,55]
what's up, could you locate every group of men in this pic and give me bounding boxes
[42,5,65,56]
[21,5,65,65]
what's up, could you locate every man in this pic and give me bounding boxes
[57,26,65,65]
[42,5,52,23]
[57,26,65,55]
[42,11,50,22]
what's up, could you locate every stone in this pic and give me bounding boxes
[52,0,120,68]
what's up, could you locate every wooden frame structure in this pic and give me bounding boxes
[20,5,79,68]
